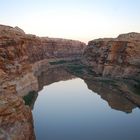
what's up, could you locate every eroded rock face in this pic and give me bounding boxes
[0,24,86,96]
[83,32,140,80]
[0,93,35,140]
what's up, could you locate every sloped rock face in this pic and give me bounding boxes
[0,93,35,140]
[83,32,140,80]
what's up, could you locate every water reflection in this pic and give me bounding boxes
[37,66,75,91]
[25,65,140,113]
[32,65,140,140]
[84,79,139,113]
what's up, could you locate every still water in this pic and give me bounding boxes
[33,78,140,140]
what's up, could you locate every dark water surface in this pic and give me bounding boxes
[32,77,140,140]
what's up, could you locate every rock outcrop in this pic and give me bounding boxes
[0,93,35,140]
[83,32,140,80]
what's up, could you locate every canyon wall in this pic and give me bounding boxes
[1,25,140,139]
[83,32,140,81]
[0,25,86,140]
[0,25,86,96]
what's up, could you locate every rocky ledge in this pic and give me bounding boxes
[83,32,140,81]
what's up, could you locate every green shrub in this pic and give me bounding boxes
[23,91,37,106]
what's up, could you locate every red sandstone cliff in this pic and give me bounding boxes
[83,32,140,80]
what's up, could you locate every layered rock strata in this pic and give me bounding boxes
[0,93,35,140]
[83,32,140,80]
[0,25,86,96]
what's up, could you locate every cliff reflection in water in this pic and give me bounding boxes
[24,64,140,113]
[84,79,140,113]
[37,66,75,91]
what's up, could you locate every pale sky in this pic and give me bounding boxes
[0,0,140,43]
